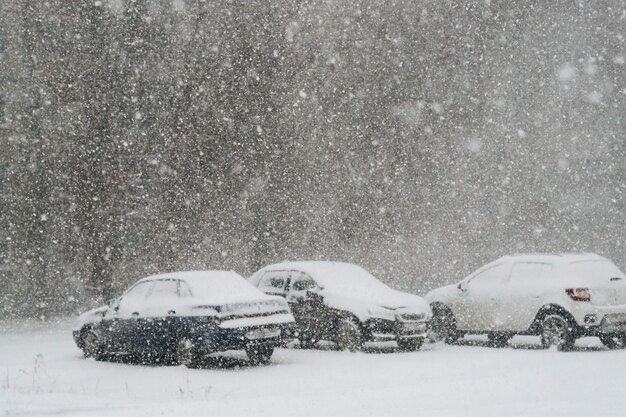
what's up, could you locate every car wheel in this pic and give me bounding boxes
[297,330,317,349]
[175,337,202,368]
[599,333,626,349]
[430,305,459,344]
[540,314,575,351]
[487,333,510,348]
[397,337,424,351]
[246,344,274,365]
[82,330,109,361]
[336,318,364,351]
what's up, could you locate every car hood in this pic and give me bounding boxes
[321,288,431,322]
[425,284,459,304]
[73,305,107,330]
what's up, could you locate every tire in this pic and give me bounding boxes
[175,337,202,368]
[397,337,424,351]
[298,331,317,349]
[94,348,110,362]
[599,333,626,350]
[540,314,575,351]
[81,331,98,358]
[246,344,274,365]
[487,333,510,348]
[336,318,364,351]
[430,305,459,344]
[82,330,109,361]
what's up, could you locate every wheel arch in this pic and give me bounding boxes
[430,302,456,321]
[77,325,95,348]
[333,309,364,330]
[530,304,578,334]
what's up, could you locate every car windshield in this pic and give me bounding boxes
[301,263,391,296]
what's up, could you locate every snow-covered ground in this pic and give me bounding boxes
[1,319,625,417]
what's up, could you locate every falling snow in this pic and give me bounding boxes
[0,6,624,414]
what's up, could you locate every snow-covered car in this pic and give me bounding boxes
[249,261,432,351]
[426,253,626,351]
[73,271,297,366]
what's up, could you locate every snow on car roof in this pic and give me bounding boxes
[140,269,243,282]
[465,253,612,279]
[140,270,270,304]
[499,253,608,264]
[258,261,391,292]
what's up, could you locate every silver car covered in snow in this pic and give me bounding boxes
[427,253,626,350]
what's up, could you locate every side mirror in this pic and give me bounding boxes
[107,298,119,311]
[306,290,323,302]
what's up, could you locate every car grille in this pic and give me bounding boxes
[397,312,427,322]
[366,318,396,334]
[397,321,428,335]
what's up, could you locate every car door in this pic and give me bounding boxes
[141,279,181,354]
[453,263,509,331]
[257,270,290,298]
[102,280,154,351]
[498,262,553,331]
[286,272,330,340]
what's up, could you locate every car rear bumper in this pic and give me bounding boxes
[196,322,297,354]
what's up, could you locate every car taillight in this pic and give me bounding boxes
[566,288,591,302]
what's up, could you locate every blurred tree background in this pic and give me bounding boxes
[0,0,624,317]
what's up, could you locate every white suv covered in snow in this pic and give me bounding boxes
[426,253,626,350]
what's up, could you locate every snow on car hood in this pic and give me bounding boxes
[73,305,107,330]
[321,286,428,311]
[262,261,430,320]
[425,284,459,304]
[320,291,432,321]
[322,290,430,322]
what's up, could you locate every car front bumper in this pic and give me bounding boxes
[579,313,626,336]
[568,302,626,335]
[364,318,430,342]
[72,330,82,348]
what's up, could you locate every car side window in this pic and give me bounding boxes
[149,280,179,300]
[117,281,153,313]
[140,279,180,316]
[258,270,290,295]
[178,281,192,297]
[291,277,317,292]
[467,264,507,291]
[289,272,318,295]
[121,281,152,302]
[509,263,552,286]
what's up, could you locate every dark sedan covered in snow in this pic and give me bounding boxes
[249,261,431,351]
[73,271,297,366]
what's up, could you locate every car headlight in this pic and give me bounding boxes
[396,312,429,322]
[367,306,396,321]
